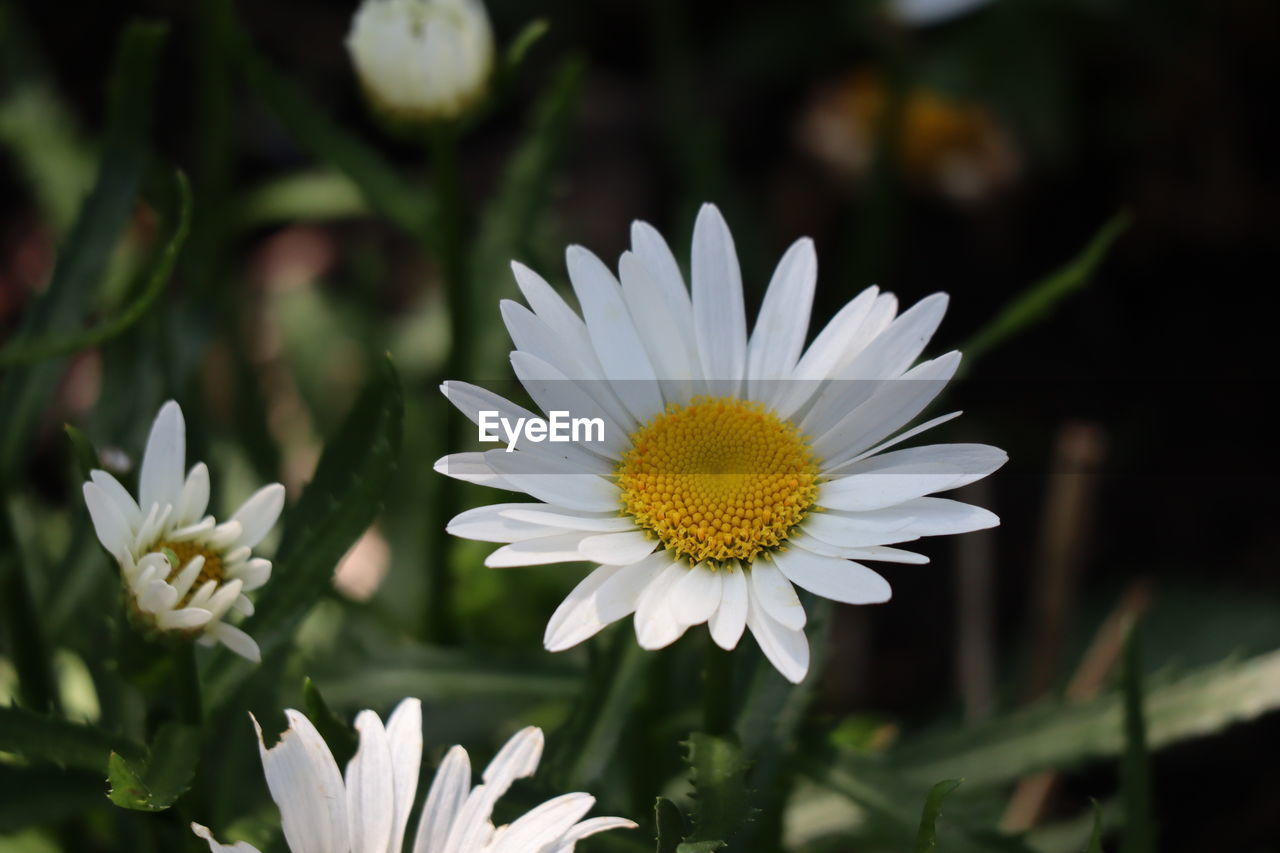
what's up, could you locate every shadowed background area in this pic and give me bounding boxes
[2,0,1278,851]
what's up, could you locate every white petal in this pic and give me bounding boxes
[228,558,271,592]
[412,745,470,853]
[433,452,516,489]
[139,400,186,512]
[633,561,689,650]
[791,535,929,564]
[812,351,961,468]
[448,503,570,543]
[139,578,179,614]
[691,203,746,388]
[670,562,723,627]
[745,589,810,684]
[157,608,213,630]
[510,261,605,380]
[771,286,880,419]
[823,411,964,474]
[443,379,615,471]
[565,245,664,420]
[233,594,255,617]
[842,292,948,380]
[544,554,670,652]
[618,251,700,384]
[213,623,261,663]
[544,816,640,853]
[484,450,620,513]
[484,532,593,568]
[708,563,748,650]
[812,497,999,546]
[747,237,817,401]
[346,709,395,853]
[507,352,633,460]
[501,300,601,382]
[819,443,1007,511]
[83,482,133,560]
[205,578,244,620]
[770,548,892,605]
[499,506,637,533]
[482,726,543,796]
[190,822,263,853]
[89,470,142,530]
[630,219,693,336]
[231,484,286,549]
[175,463,211,528]
[749,559,806,630]
[489,792,595,853]
[577,530,657,565]
[385,699,423,853]
[253,709,346,853]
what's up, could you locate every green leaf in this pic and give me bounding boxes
[915,779,963,853]
[504,19,550,74]
[0,170,191,367]
[0,705,145,771]
[303,677,358,770]
[237,170,369,227]
[655,797,687,853]
[0,21,165,481]
[1119,629,1154,853]
[547,626,651,790]
[63,424,100,482]
[679,732,753,852]
[885,647,1280,789]
[105,723,201,812]
[1086,800,1106,853]
[228,8,432,244]
[961,212,1130,367]
[205,355,403,705]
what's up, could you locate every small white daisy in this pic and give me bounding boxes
[81,401,284,662]
[437,203,1007,683]
[347,0,495,124]
[191,698,636,853]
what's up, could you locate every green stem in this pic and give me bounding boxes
[173,643,202,725]
[0,506,59,712]
[425,123,469,644]
[703,636,734,736]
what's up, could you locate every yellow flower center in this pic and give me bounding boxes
[617,397,820,564]
[156,540,225,605]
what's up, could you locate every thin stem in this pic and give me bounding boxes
[702,635,734,736]
[173,643,202,725]
[425,123,469,644]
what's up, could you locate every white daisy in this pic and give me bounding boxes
[347,0,495,124]
[191,698,636,853]
[436,202,1007,683]
[81,401,284,663]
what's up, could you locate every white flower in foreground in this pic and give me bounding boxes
[347,0,495,124]
[437,203,1008,683]
[192,698,636,853]
[886,0,993,26]
[81,401,283,662]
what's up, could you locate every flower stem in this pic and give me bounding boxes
[703,636,734,736]
[425,122,469,644]
[173,643,202,725]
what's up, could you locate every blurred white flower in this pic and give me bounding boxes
[81,401,284,662]
[347,0,495,124]
[438,203,1006,683]
[887,0,993,26]
[191,699,636,853]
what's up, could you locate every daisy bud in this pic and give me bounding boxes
[346,0,495,127]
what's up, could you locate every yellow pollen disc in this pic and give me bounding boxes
[156,540,225,606]
[616,396,820,565]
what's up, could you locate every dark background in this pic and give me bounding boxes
[4,0,1279,849]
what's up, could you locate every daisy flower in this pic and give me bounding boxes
[191,698,636,853]
[81,401,284,662]
[347,0,495,124]
[437,203,1007,683]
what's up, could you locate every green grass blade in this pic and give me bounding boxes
[961,212,1130,367]
[1086,800,1106,853]
[915,780,963,853]
[0,21,165,481]
[1119,629,1155,853]
[0,704,146,771]
[0,170,191,367]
